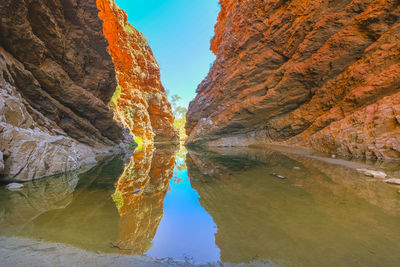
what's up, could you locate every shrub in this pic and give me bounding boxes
[124,23,135,34]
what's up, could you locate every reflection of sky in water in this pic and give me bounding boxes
[146,156,220,263]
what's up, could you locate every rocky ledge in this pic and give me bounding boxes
[186,0,400,160]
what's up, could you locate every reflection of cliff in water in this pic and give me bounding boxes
[0,172,79,235]
[187,147,400,266]
[0,156,125,252]
[0,145,177,254]
[114,145,178,254]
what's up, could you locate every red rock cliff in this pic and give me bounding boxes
[186,0,400,160]
[97,0,178,145]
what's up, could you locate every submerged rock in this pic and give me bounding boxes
[357,169,387,179]
[384,179,400,185]
[5,183,24,191]
[271,173,286,179]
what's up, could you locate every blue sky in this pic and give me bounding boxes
[115,0,220,107]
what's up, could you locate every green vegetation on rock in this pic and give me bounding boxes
[170,94,187,141]
[134,136,144,152]
[111,189,123,209]
[124,23,135,34]
[109,85,122,108]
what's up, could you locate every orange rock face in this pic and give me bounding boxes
[186,0,400,159]
[97,0,178,144]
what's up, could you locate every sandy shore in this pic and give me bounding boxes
[0,236,276,267]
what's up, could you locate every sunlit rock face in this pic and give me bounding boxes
[186,147,400,265]
[113,145,177,254]
[97,0,179,145]
[186,0,400,160]
[0,0,126,181]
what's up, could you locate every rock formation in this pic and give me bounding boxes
[0,0,177,181]
[0,0,126,181]
[97,0,178,145]
[186,0,400,160]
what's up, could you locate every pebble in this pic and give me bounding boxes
[293,167,301,170]
[356,168,387,179]
[6,183,24,191]
[272,173,285,179]
[132,189,140,194]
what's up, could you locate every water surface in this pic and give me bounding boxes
[1,145,400,266]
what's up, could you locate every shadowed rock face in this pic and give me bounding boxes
[97,0,179,144]
[186,147,400,265]
[0,0,122,145]
[186,0,400,160]
[0,0,126,180]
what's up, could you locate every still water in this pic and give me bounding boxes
[1,145,400,266]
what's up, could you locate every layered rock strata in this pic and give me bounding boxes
[186,0,400,160]
[0,0,126,181]
[97,0,178,144]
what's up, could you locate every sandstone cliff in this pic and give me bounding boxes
[0,0,178,181]
[0,0,127,181]
[186,0,400,160]
[97,0,178,145]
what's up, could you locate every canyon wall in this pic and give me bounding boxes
[186,0,400,160]
[97,0,178,145]
[0,0,127,181]
[0,0,177,181]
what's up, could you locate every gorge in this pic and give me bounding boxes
[1,0,400,266]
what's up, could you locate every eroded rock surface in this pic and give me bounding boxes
[97,0,179,144]
[186,0,400,160]
[0,0,126,181]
